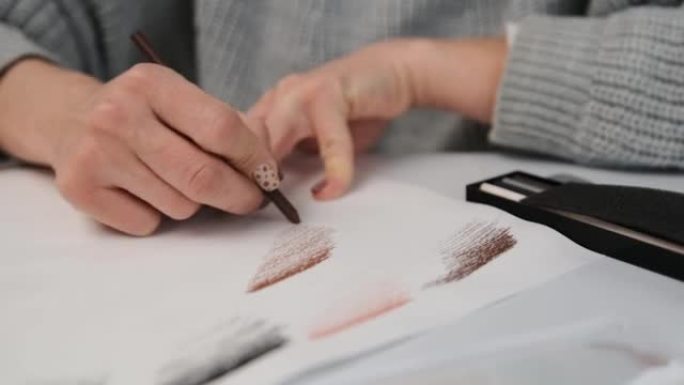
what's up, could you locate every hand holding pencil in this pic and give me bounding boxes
[131,32,300,226]
[0,32,298,236]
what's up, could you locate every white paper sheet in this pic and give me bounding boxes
[303,318,683,385]
[0,174,599,385]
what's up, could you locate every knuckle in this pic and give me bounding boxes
[85,99,129,134]
[125,63,158,83]
[277,73,302,92]
[75,134,106,163]
[74,135,106,165]
[310,78,337,99]
[118,63,165,93]
[55,171,85,204]
[249,91,274,120]
[142,132,176,160]
[274,75,315,110]
[55,138,106,206]
[55,170,90,207]
[185,162,223,200]
[206,108,242,145]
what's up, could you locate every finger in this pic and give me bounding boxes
[105,147,199,220]
[127,64,280,191]
[308,91,354,200]
[247,88,276,121]
[236,109,274,159]
[248,73,301,121]
[131,118,264,215]
[242,114,272,156]
[245,93,277,159]
[350,119,387,153]
[264,90,312,160]
[298,120,387,155]
[87,188,162,236]
[250,76,312,160]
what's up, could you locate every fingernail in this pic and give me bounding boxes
[252,163,280,191]
[311,179,327,196]
[278,170,284,182]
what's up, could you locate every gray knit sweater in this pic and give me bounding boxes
[2,0,684,169]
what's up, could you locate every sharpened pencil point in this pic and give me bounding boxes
[264,190,301,224]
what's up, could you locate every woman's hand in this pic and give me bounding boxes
[0,60,280,235]
[249,37,507,200]
[248,40,415,200]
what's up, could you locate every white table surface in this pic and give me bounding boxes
[2,152,684,385]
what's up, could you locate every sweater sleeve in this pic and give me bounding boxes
[0,0,107,78]
[0,22,56,75]
[491,6,684,169]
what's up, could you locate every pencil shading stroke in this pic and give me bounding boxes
[310,289,411,340]
[248,225,335,292]
[426,221,517,287]
[157,317,287,385]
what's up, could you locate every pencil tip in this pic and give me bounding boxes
[284,201,301,224]
[264,189,301,224]
[291,211,301,224]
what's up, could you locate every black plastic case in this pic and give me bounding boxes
[466,171,684,282]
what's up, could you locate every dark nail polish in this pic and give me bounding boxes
[278,170,284,181]
[311,180,327,195]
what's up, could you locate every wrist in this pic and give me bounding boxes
[405,37,508,123]
[0,59,101,166]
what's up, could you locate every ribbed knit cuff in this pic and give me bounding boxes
[490,15,603,162]
[0,24,57,77]
[0,25,58,163]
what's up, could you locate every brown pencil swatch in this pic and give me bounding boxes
[247,225,335,292]
[426,221,517,287]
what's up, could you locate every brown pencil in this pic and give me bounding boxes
[131,31,300,224]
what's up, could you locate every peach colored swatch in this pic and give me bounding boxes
[310,289,411,340]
